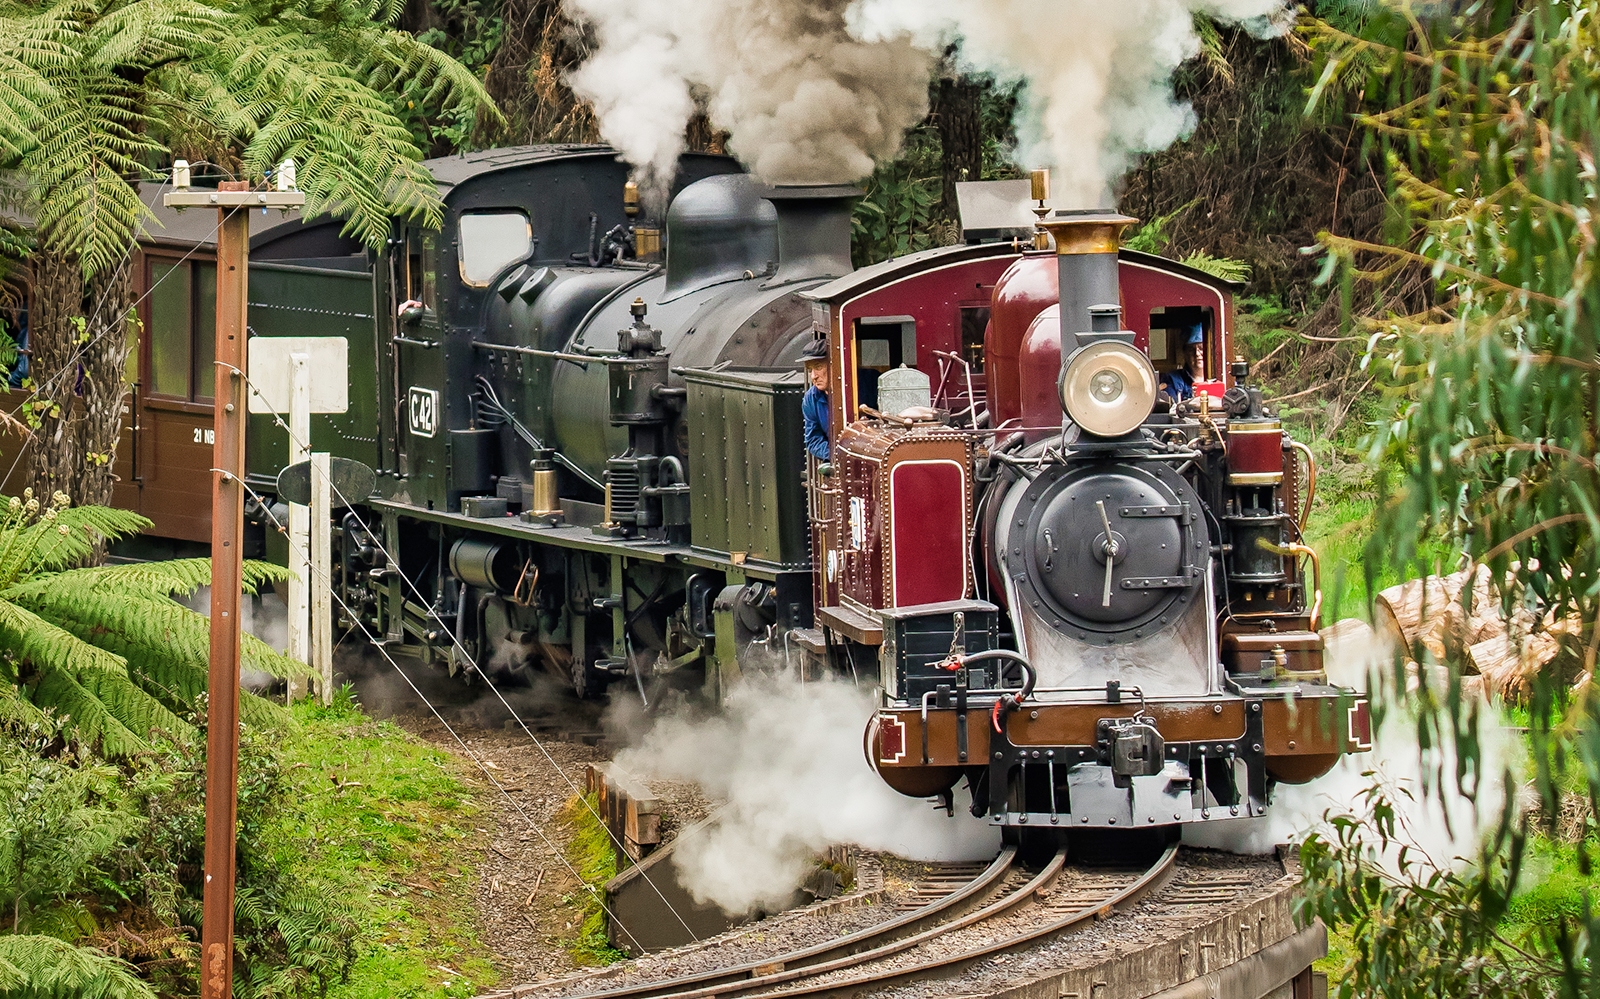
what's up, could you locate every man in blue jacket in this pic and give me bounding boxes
[1159,322,1205,403]
[800,339,830,461]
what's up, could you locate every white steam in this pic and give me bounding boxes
[1182,620,1521,871]
[567,0,1289,205]
[852,0,1291,207]
[614,674,1000,915]
[565,0,933,192]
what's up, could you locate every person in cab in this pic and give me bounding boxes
[1158,322,1205,404]
[800,339,830,461]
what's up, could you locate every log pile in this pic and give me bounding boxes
[586,761,662,862]
[1364,565,1589,701]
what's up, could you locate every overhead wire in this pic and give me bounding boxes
[224,361,701,941]
[224,470,652,954]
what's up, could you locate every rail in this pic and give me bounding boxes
[537,842,1179,999]
[558,848,1018,999]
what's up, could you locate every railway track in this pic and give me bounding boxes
[528,842,1178,999]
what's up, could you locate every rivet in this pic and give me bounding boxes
[1030,710,1040,720]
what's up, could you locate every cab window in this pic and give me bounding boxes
[458,211,532,286]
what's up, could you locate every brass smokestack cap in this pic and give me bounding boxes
[1037,210,1138,256]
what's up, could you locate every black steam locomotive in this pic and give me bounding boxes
[118,143,1365,832]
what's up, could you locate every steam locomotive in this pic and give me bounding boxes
[24,143,1367,833]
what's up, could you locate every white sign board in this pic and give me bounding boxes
[247,337,349,414]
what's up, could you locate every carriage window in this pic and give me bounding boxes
[149,262,191,397]
[959,306,989,372]
[146,258,217,401]
[195,263,217,399]
[458,211,532,286]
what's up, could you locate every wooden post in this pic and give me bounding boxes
[310,451,333,704]
[202,181,249,999]
[165,180,303,999]
[286,353,311,700]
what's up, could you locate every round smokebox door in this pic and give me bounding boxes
[1018,462,1199,639]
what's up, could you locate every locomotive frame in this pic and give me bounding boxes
[0,144,1369,834]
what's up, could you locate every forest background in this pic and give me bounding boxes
[3,1,1593,998]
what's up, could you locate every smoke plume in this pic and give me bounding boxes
[565,0,933,194]
[852,0,1291,207]
[568,0,1289,206]
[613,673,1000,915]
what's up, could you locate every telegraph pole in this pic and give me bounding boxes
[165,176,304,999]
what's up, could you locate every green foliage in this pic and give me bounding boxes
[1300,2,1600,995]
[1298,780,1563,999]
[561,792,624,966]
[850,128,945,267]
[0,0,493,274]
[0,491,293,754]
[0,726,130,933]
[850,71,1021,267]
[0,933,155,999]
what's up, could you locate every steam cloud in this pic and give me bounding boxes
[567,0,1289,206]
[565,0,933,193]
[852,0,1293,206]
[1182,621,1521,869]
[614,674,1000,915]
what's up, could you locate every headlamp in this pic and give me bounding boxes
[1059,340,1157,437]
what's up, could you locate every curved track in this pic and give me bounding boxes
[551,843,1178,999]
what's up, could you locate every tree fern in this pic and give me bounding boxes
[0,492,293,755]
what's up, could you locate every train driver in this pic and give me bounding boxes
[1158,322,1205,403]
[800,339,831,461]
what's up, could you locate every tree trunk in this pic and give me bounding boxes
[27,248,134,515]
[933,74,983,225]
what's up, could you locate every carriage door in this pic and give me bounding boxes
[137,253,219,543]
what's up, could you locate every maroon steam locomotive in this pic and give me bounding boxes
[805,209,1370,832]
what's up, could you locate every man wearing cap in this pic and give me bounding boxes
[800,340,831,461]
[1159,323,1206,403]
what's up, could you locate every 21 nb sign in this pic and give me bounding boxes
[408,386,439,438]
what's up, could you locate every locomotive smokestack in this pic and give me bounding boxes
[1037,210,1137,356]
[762,184,861,285]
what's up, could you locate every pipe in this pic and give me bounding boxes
[1290,440,1317,527]
[1036,211,1137,358]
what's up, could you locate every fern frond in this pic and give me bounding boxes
[0,598,129,675]
[31,665,149,756]
[72,661,195,743]
[1180,251,1252,284]
[0,935,156,999]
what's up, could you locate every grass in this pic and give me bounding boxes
[266,689,500,999]
[560,793,627,966]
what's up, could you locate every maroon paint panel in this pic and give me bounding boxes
[835,256,1014,439]
[889,459,966,605]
